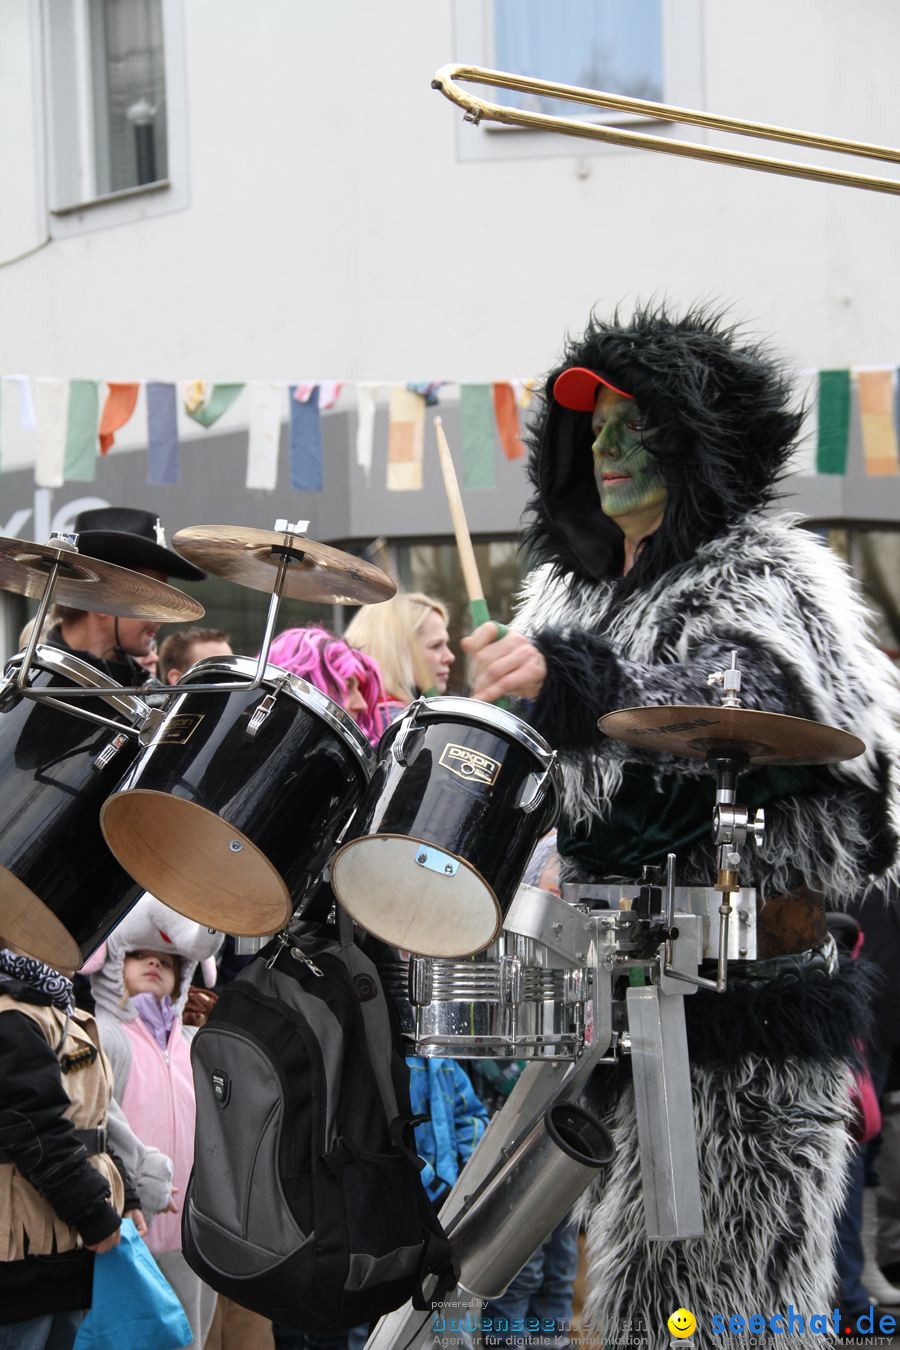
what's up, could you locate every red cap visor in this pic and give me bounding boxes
[553,366,633,411]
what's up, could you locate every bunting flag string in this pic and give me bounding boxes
[2,368,900,492]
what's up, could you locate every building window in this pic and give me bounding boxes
[43,0,188,230]
[89,0,168,197]
[451,0,702,164]
[493,0,663,118]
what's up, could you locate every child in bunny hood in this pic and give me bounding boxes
[86,894,222,1350]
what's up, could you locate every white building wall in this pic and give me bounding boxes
[0,0,898,413]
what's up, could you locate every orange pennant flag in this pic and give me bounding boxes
[99,382,139,454]
[492,382,524,460]
[857,369,899,476]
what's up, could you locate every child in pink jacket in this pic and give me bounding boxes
[86,895,222,1350]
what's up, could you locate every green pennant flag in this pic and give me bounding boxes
[63,380,99,481]
[460,383,496,488]
[185,382,245,428]
[816,369,851,475]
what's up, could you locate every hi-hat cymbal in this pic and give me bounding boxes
[173,525,397,605]
[599,704,866,766]
[0,537,205,621]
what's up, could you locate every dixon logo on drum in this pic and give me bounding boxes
[439,743,501,786]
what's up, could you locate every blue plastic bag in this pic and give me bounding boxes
[73,1218,192,1350]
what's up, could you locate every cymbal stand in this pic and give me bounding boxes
[8,522,308,727]
[13,535,73,690]
[661,654,764,993]
[0,534,152,739]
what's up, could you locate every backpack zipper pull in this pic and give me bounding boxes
[290,946,324,977]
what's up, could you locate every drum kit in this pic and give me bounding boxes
[0,520,870,1336]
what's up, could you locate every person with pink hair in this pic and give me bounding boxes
[266,627,387,745]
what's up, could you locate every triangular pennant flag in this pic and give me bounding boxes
[99,382,139,454]
[815,370,851,475]
[492,382,524,460]
[318,380,342,410]
[857,369,899,476]
[8,375,37,430]
[460,383,496,488]
[387,386,425,490]
[245,382,283,491]
[356,383,379,477]
[290,385,323,491]
[35,378,69,487]
[146,382,180,484]
[64,380,99,481]
[789,369,818,477]
[184,382,245,428]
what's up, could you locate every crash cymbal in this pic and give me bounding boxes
[0,536,205,621]
[173,525,397,605]
[599,704,866,766]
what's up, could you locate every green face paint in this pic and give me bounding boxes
[591,388,667,525]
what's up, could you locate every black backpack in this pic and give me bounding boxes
[181,914,458,1334]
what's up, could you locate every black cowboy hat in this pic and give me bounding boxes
[72,507,206,582]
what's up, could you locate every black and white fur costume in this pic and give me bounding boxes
[512,306,900,1346]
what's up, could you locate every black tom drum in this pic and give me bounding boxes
[0,645,148,969]
[101,656,373,937]
[330,697,560,958]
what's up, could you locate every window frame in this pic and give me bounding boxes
[41,0,188,235]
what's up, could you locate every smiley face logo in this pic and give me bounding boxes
[667,1308,697,1338]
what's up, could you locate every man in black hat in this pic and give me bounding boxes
[46,508,205,686]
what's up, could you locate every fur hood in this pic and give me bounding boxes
[83,894,222,1023]
[522,303,803,594]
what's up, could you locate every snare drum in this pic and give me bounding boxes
[379,938,587,1060]
[330,697,560,957]
[101,656,373,936]
[0,646,147,969]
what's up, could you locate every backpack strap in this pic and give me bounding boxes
[389,1114,428,1170]
[409,1178,460,1310]
[336,901,355,949]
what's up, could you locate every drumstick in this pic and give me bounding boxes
[433,416,506,637]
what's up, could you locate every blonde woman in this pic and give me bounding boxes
[344,591,454,726]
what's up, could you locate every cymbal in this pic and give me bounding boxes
[173,525,397,605]
[599,704,866,766]
[0,537,205,622]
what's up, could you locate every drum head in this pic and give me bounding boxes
[101,790,292,936]
[0,869,83,970]
[331,834,502,958]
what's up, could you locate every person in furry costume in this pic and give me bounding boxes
[464,304,900,1346]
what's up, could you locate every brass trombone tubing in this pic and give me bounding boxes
[432,64,900,196]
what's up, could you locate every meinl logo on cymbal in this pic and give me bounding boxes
[439,743,501,786]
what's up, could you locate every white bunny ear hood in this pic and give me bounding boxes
[86,893,223,1022]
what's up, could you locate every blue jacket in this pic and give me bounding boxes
[407,1057,489,1203]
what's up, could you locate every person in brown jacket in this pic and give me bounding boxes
[0,941,128,1349]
